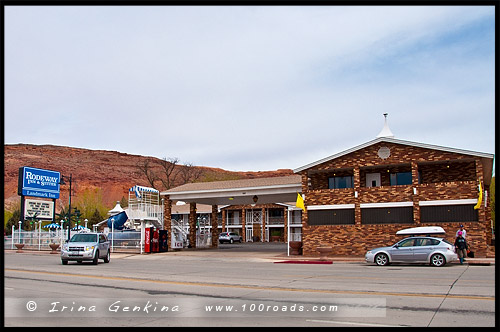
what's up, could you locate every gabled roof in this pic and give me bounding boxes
[293,137,494,174]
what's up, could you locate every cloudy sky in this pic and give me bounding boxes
[5,6,495,171]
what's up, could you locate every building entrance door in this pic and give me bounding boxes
[366,173,381,187]
[245,227,253,242]
[246,210,262,242]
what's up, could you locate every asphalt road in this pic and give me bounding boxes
[4,245,496,327]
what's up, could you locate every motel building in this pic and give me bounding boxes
[161,118,494,257]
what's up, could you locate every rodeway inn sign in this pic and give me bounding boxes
[18,166,61,199]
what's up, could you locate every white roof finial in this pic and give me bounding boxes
[376,113,394,138]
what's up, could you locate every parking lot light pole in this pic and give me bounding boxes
[60,174,73,242]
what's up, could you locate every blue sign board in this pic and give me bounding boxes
[18,167,61,199]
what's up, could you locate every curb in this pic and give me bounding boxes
[274,260,333,264]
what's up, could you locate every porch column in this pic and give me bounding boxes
[283,207,288,243]
[211,205,219,248]
[241,208,246,242]
[163,197,172,249]
[189,202,196,248]
[222,209,226,232]
[261,207,266,242]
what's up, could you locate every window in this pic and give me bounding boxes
[397,238,416,247]
[361,207,413,224]
[417,238,440,246]
[390,172,412,186]
[268,209,284,218]
[308,209,355,225]
[70,234,97,242]
[328,176,354,189]
[420,205,478,223]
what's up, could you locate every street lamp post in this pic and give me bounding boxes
[60,174,73,242]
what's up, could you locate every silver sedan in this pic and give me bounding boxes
[365,236,457,267]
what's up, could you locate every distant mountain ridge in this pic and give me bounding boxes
[4,144,293,211]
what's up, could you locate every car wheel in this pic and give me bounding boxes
[230,238,234,244]
[104,250,110,263]
[375,253,389,266]
[239,238,242,243]
[61,260,68,265]
[430,253,446,267]
[93,250,99,265]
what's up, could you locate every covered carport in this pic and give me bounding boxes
[161,175,302,249]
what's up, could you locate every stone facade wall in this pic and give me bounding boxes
[298,142,493,257]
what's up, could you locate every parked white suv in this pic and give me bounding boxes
[61,232,110,265]
[219,232,242,244]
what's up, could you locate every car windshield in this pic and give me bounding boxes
[70,234,97,243]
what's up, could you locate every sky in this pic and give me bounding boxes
[4,6,496,171]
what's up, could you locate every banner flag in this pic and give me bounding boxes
[296,192,305,211]
[474,181,483,210]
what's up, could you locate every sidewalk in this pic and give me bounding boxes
[5,248,495,265]
[271,253,495,265]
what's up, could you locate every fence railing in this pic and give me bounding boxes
[289,232,302,242]
[6,228,67,250]
[108,230,142,252]
[5,227,142,253]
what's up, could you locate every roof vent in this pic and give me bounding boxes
[376,113,394,138]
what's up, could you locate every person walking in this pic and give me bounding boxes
[454,231,468,265]
[456,224,467,238]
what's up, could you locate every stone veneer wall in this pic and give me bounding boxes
[298,142,493,257]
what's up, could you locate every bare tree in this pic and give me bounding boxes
[138,156,205,191]
[178,162,204,185]
[155,157,180,190]
[136,158,158,189]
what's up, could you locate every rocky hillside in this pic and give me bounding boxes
[4,144,293,212]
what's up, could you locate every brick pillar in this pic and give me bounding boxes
[411,162,420,224]
[283,207,288,243]
[475,159,489,256]
[163,197,172,248]
[261,207,266,242]
[222,209,226,232]
[211,205,219,248]
[353,167,361,225]
[475,159,486,222]
[189,202,196,248]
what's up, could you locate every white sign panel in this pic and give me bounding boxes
[24,199,54,220]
